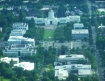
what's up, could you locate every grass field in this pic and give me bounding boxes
[0,76,10,81]
[43,29,54,41]
[4,79,10,81]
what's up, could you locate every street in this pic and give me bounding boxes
[86,0,104,80]
[91,26,104,81]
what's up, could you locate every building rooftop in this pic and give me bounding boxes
[55,69,68,80]
[55,64,91,70]
[58,54,85,59]
[14,62,34,70]
[0,57,19,64]
[70,41,88,49]
[98,24,105,28]
[40,7,49,10]
[72,29,88,34]
[98,8,105,12]
[55,64,92,79]
[10,29,26,36]
[73,23,84,28]
[8,36,34,42]
[78,69,92,76]
[13,22,28,30]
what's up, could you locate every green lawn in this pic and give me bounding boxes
[0,76,10,81]
[3,79,10,81]
[43,29,54,41]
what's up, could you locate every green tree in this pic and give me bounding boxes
[11,76,18,81]
[28,18,35,28]
[0,48,3,57]
[57,5,66,17]
[10,59,14,69]
[66,74,78,81]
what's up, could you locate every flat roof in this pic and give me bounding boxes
[14,62,34,70]
[74,23,84,27]
[40,8,49,10]
[0,57,19,64]
[8,36,34,42]
[78,69,92,75]
[13,22,28,28]
[55,64,91,70]
[58,54,85,59]
[70,41,88,49]
[72,29,88,34]
[69,16,80,17]
[55,69,68,80]
[98,8,105,12]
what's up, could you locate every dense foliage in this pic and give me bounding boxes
[54,23,72,42]
[0,0,104,81]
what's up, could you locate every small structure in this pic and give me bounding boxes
[98,23,105,28]
[0,57,19,64]
[14,62,34,70]
[72,29,89,40]
[73,23,84,29]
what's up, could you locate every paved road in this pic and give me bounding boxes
[86,0,92,18]
[86,0,104,81]
[38,55,45,81]
[91,26,104,81]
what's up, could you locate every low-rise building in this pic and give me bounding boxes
[55,69,68,80]
[69,16,80,22]
[98,23,105,28]
[8,36,35,46]
[73,23,84,29]
[10,29,26,36]
[54,42,71,49]
[72,29,89,40]
[13,23,28,30]
[70,40,88,49]
[3,44,36,57]
[78,69,92,77]
[54,41,88,49]
[57,54,86,63]
[0,57,19,64]
[55,64,92,78]
[14,62,34,70]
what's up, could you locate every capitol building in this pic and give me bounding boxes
[26,9,80,25]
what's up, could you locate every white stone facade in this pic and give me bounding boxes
[26,9,80,25]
